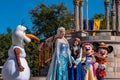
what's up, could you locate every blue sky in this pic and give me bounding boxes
[0,0,112,34]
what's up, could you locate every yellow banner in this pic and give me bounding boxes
[92,19,100,36]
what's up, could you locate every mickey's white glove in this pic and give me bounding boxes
[99,64,105,69]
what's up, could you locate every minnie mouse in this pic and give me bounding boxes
[82,42,97,80]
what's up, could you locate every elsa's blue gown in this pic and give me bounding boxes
[46,39,71,80]
[68,47,84,80]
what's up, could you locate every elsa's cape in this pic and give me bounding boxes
[46,50,57,80]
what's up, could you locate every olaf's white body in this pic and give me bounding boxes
[2,25,31,80]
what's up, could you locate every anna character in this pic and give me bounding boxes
[69,38,84,80]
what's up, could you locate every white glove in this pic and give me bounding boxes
[99,64,105,69]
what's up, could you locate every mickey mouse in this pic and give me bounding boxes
[94,42,113,80]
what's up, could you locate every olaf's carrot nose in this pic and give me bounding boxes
[26,34,40,41]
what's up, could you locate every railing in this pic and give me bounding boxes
[0,66,3,79]
[82,30,117,36]
[38,38,55,67]
[38,29,75,68]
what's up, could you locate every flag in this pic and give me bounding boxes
[92,19,101,36]
[89,20,94,35]
[83,19,86,30]
[89,20,94,30]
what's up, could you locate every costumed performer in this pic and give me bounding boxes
[82,42,97,80]
[68,38,84,80]
[94,42,113,80]
[46,27,72,80]
[2,25,40,80]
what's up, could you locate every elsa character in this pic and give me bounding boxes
[46,27,72,80]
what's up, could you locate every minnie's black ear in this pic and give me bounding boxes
[108,46,113,53]
[92,42,99,52]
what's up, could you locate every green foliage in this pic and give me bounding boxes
[30,3,74,39]
[99,19,106,29]
[6,27,12,34]
[91,13,104,20]
[25,41,40,76]
[0,32,12,65]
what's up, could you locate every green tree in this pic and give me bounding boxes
[0,27,12,65]
[25,41,40,76]
[92,13,104,20]
[30,3,74,39]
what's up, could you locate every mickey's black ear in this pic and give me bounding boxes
[92,42,99,52]
[108,46,113,53]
